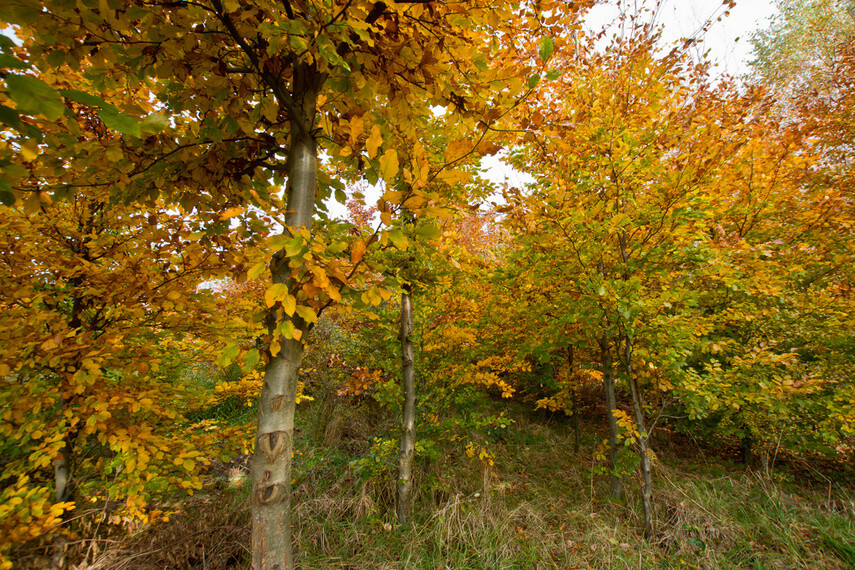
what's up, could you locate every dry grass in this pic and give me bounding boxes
[12,404,855,569]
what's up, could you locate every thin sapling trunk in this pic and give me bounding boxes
[396,284,416,525]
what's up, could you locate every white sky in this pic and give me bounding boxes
[476,0,780,194]
[587,0,778,76]
[335,1,782,218]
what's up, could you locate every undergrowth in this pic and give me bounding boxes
[14,401,854,569]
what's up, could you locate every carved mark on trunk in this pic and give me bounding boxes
[271,394,288,412]
[258,482,286,504]
[258,430,289,464]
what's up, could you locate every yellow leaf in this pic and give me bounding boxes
[295,304,317,324]
[220,206,244,220]
[413,141,430,183]
[437,169,470,185]
[379,149,399,183]
[444,138,472,163]
[380,211,392,226]
[349,114,364,143]
[265,283,289,308]
[382,189,406,203]
[328,287,342,303]
[366,125,382,158]
[21,139,39,161]
[247,261,266,281]
[282,294,296,316]
[403,194,428,209]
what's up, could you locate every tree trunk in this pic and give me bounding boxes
[567,346,579,454]
[54,297,83,569]
[51,397,74,569]
[623,338,654,539]
[741,433,758,470]
[599,339,623,500]
[396,285,416,525]
[572,386,580,454]
[251,63,321,570]
[54,404,73,504]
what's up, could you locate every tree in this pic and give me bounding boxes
[0,186,240,565]
[4,0,535,566]
[751,0,855,109]
[497,22,754,536]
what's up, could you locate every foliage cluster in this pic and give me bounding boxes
[0,0,853,567]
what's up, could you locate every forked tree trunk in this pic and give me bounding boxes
[251,63,322,570]
[623,338,654,539]
[396,285,416,525]
[599,339,623,500]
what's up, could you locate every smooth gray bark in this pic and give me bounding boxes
[251,62,321,570]
[54,409,73,504]
[600,339,624,500]
[623,339,654,539]
[396,286,416,525]
[51,398,74,569]
[567,346,580,454]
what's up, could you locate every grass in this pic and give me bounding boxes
[19,399,855,569]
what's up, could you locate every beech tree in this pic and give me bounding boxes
[3,0,545,566]
[498,24,752,536]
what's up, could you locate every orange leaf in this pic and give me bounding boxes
[351,239,366,264]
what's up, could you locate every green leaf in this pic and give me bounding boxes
[327,240,347,254]
[538,37,554,62]
[141,112,169,134]
[387,227,408,249]
[284,235,305,257]
[527,74,541,89]
[98,107,142,138]
[217,342,240,368]
[0,54,28,69]
[268,234,289,251]
[545,69,562,81]
[0,104,22,130]
[5,75,65,121]
[59,89,109,108]
[0,1,42,24]
[242,348,260,373]
[414,221,442,241]
[247,261,267,281]
[0,178,14,206]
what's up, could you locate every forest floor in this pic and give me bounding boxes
[19,398,855,569]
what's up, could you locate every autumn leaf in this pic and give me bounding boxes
[247,262,267,280]
[265,283,289,308]
[366,125,382,158]
[351,239,367,264]
[220,206,244,220]
[379,149,399,183]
